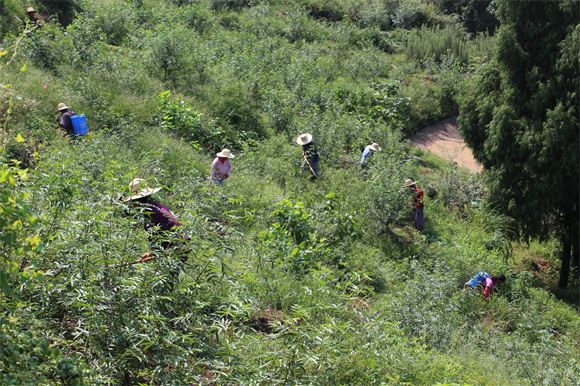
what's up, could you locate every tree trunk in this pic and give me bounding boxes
[572,227,579,281]
[558,226,572,289]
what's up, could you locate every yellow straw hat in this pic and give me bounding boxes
[56,102,70,112]
[216,149,235,158]
[296,133,313,145]
[124,178,162,202]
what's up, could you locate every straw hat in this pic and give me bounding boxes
[27,7,36,13]
[216,149,235,158]
[56,102,70,112]
[124,178,162,202]
[296,133,313,145]
[404,178,417,187]
[370,143,381,151]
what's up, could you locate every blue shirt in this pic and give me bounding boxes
[361,145,374,165]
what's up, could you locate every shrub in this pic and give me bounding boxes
[364,150,418,229]
[0,319,95,385]
[1,0,34,37]
[282,9,324,43]
[270,199,312,245]
[157,90,208,145]
[181,3,215,34]
[391,1,429,30]
[21,24,61,72]
[367,81,411,125]
[54,14,106,68]
[141,23,198,81]
[207,80,268,143]
[83,0,132,46]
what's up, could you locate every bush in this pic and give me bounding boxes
[21,24,61,72]
[157,90,223,150]
[391,0,429,30]
[54,14,106,68]
[282,9,325,43]
[140,23,198,82]
[0,320,95,385]
[181,3,215,34]
[207,80,268,144]
[82,0,132,46]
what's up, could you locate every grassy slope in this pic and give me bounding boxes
[1,0,579,384]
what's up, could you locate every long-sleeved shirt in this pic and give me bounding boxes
[59,110,77,137]
[143,200,189,259]
[302,141,319,163]
[211,157,232,181]
[412,187,424,209]
[361,145,374,166]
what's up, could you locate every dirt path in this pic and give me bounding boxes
[411,116,482,173]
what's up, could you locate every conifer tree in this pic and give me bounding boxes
[459,0,579,288]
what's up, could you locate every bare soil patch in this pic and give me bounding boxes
[411,116,482,173]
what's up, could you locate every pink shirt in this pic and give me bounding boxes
[481,277,495,289]
[211,157,232,181]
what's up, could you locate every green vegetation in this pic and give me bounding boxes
[459,0,579,289]
[1,0,578,384]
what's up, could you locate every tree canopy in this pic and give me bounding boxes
[459,0,579,288]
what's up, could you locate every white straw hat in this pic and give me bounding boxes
[404,178,417,187]
[370,143,381,151]
[56,102,70,112]
[27,7,36,13]
[124,178,162,202]
[216,148,235,158]
[296,133,313,145]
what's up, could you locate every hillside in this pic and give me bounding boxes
[1,0,579,384]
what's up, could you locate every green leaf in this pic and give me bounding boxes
[0,271,13,296]
[20,62,27,72]
[0,50,8,56]
[16,134,25,143]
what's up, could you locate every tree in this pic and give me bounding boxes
[435,0,500,35]
[458,0,579,288]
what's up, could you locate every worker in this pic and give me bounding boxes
[25,7,42,28]
[296,133,319,180]
[210,148,234,187]
[122,178,190,291]
[360,143,381,168]
[405,178,424,232]
[465,272,506,301]
[55,102,77,139]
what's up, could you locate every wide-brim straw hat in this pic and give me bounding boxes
[404,178,417,187]
[216,148,235,158]
[296,133,313,145]
[124,178,162,202]
[370,143,381,151]
[56,102,70,112]
[27,7,36,13]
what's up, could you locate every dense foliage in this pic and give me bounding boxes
[459,0,579,289]
[1,0,578,384]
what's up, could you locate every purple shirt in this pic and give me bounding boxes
[211,157,232,181]
[144,200,181,232]
[144,200,190,260]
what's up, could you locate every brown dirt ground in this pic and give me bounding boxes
[411,116,483,173]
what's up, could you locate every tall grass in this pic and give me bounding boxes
[404,24,495,63]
